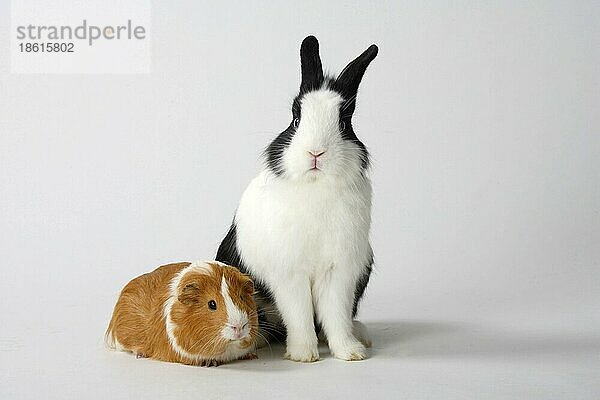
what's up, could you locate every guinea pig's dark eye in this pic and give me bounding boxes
[339,120,346,131]
[293,117,300,128]
[208,300,217,311]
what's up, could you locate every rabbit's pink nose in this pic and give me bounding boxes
[308,150,326,158]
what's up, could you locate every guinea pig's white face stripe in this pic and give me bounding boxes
[282,88,363,181]
[163,261,214,363]
[220,276,250,341]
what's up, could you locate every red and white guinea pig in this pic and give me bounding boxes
[106,261,259,366]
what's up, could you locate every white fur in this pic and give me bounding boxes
[282,89,365,183]
[234,88,372,361]
[220,276,251,341]
[163,261,250,363]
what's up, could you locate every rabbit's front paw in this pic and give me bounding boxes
[329,337,368,361]
[353,320,372,348]
[284,342,319,362]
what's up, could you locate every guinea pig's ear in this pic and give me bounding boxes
[178,282,200,305]
[335,44,378,110]
[239,274,255,294]
[243,277,255,294]
[300,35,324,93]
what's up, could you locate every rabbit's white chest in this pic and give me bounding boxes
[235,171,372,278]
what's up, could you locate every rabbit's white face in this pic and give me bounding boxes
[281,88,366,183]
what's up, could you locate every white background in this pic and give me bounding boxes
[1,1,599,399]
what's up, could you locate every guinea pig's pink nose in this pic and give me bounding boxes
[229,323,247,339]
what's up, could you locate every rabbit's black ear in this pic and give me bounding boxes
[336,44,378,101]
[300,35,324,93]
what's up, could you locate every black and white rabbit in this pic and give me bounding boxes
[217,36,378,362]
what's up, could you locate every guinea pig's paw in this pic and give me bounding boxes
[200,359,221,367]
[284,342,320,363]
[329,337,368,361]
[240,352,258,361]
[135,352,148,359]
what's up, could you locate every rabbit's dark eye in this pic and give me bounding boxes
[293,117,300,128]
[339,120,346,131]
[208,300,217,310]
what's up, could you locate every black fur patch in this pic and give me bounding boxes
[353,254,374,317]
[215,222,274,301]
[264,123,296,176]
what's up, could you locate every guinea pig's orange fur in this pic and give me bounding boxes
[106,261,258,366]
